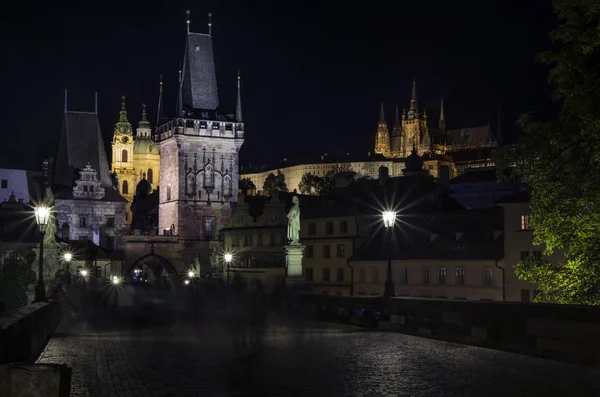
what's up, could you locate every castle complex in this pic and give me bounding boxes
[241,81,499,193]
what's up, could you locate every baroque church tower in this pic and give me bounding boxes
[155,12,244,240]
[111,98,161,225]
[111,97,136,213]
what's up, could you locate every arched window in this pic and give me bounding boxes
[147,169,153,184]
[122,149,128,163]
[122,180,129,195]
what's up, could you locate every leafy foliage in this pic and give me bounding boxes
[262,170,288,195]
[298,164,355,196]
[239,178,256,194]
[0,250,36,312]
[499,1,600,304]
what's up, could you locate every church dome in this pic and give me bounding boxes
[133,138,157,155]
[404,147,424,173]
[136,178,152,196]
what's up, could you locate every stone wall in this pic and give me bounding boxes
[0,301,62,364]
[303,296,600,367]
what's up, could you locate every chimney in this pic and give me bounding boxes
[439,165,450,186]
[378,166,389,186]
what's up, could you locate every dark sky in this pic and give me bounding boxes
[0,0,556,171]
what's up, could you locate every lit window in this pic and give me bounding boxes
[336,244,345,258]
[520,215,530,230]
[438,268,446,285]
[482,267,493,286]
[456,268,465,285]
[204,219,214,240]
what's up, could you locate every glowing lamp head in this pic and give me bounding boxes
[188,271,195,278]
[184,279,190,285]
[382,211,397,228]
[224,253,233,263]
[34,206,51,232]
[112,276,120,285]
[80,269,89,277]
[63,252,73,262]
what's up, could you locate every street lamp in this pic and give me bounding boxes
[224,253,233,286]
[33,206,50,302]
[187,270,195,279]
[382,210,396,298]
[63,252,72,273]
[80,269,89,278]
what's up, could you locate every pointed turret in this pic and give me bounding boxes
[407,79,419,120]
[236,70,243,122]
[375,102,390,156]
[391,104,402,137]
[439,98,446,132]
[114,96,132,135]
[156,75,164,126]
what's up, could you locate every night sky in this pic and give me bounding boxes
[1,0,556,171]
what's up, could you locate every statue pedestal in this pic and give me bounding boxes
[284,244,305,287]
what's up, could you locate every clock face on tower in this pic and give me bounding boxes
[121,136,129,144]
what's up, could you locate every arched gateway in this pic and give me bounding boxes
[124,244,179,287]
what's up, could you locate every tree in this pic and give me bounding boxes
[262,170,288,195]
[239,178,256,194]
[0,250,36,312]
[298,173,320,194]
[499,1,600,304]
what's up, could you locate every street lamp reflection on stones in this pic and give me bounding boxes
[224,253,233,286]
[34,206,51,302]
[382,210,396,298]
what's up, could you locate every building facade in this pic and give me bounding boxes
[111,99,160,225]
[52,107,127,252]
[220,193,287,291]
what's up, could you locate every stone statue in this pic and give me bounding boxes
[287,196,300,245]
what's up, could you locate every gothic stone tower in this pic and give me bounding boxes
[399,80,429,157]
[156,15,244,241]
[374,102,390,156]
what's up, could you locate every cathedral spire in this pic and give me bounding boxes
[394,105,400,123]
[375,102,390,156]
[379,102,385,122]
[137,104,151,138]
[439,98,446,132]
[208,12,213,35]
[236,70,243,122]
[177,67,183,117]
[408,79,418,119]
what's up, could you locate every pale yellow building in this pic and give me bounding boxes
[349,208,506,301]
[497,191,564,302]
[300,196,365,297]
[111,98,160,225]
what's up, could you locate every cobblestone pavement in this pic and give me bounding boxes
[38,314,600,397]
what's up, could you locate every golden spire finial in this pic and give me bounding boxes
[186,10,191,34]
[208,12,212,35]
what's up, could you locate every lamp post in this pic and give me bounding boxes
[34,206,50,302]
[382,211,396,298]
[224,253,233,286]
[63,252,72,274]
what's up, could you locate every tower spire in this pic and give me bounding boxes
[208,12,212,35]
[177,67,183,117]
[375,102,390,156]
[408,79,418,119]
[394,105,400,123]
[236,69,243,122]
[114,96,132,135]
[156,75,163,126]
[186,10,191,34]
[439,98,446,132]
[379,102,385,122]
[119,96,127,122]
